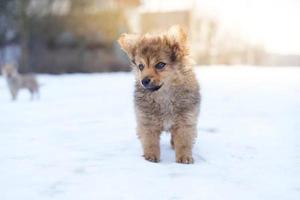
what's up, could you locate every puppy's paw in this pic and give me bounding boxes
[143,154,160,163]
[176,155,194,164]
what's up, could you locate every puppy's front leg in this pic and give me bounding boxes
[138,125,161,163]
[171,123,197,164]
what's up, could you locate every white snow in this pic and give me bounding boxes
[0,66,299,200]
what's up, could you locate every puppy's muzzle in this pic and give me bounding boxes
[141,77,162,92]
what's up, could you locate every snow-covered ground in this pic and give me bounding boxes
[0,66,299,200]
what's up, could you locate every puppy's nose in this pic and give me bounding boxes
[142,77,151,87]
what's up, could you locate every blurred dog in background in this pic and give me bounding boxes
[1,63,39,101]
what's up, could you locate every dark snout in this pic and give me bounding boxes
[141,76,162,92]
[141,77,151,87]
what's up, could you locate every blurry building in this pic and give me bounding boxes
[131,0,267,66]
[0,0,298,73]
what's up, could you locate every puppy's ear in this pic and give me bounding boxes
[167,25,187,45]
[166,25,189,62]
[118,33,139,58]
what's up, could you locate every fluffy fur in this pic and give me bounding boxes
[1,64,39,101]
[118,26,200,164]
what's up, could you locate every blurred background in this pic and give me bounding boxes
[0,0,299,73]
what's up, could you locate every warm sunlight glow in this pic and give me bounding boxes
[195,0,300,55]
[142,0,300,54]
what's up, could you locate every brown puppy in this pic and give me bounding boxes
[118,26,200,164]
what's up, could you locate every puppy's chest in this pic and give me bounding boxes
[7,77,20,87]
[155,91,177,130]
[155,93,174,115]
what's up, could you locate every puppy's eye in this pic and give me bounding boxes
[138,64,144,71]
[155,62,166,70]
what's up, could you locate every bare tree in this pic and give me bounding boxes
[18,0,30,72]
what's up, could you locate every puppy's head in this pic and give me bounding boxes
[118,25,191,92]
[1,64,18,78]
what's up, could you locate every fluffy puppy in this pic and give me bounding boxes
[118,26,200,164]
[1,63,39,101]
